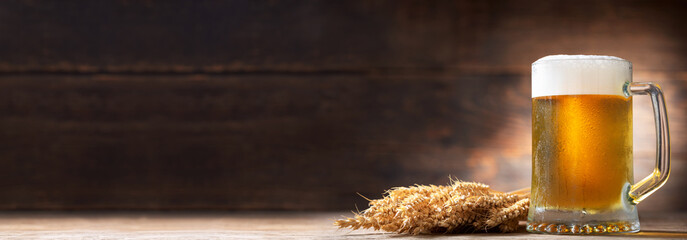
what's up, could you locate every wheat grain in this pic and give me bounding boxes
[334,179,529,234]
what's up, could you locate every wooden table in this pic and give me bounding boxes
[0,211,684,239]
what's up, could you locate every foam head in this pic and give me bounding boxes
[532,55,632,98]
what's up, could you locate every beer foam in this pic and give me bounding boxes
[532,55,632,98]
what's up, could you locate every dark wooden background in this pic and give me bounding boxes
[0,0,686,212]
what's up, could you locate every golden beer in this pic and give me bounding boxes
[532,94,632,211]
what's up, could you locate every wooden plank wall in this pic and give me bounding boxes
[0,0,686,211]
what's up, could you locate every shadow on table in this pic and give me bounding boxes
[336,225,534,238]
[341,231,687,239]
[335,224,687,238]
[616,230,687,239]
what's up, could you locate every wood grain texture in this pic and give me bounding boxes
[0,73,531,210]
[0,211,684,239]
[0,0,686,211]
[0,73,685,211]
[1,0,687,73]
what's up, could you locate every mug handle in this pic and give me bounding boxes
[625,82,671,204]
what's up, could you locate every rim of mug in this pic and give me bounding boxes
[532,55,632,66]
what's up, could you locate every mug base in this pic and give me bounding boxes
[526,221,639,234]
[527,205,640,234]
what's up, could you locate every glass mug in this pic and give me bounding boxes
[527,55,670,234]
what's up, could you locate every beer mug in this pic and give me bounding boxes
[527,55,670,234]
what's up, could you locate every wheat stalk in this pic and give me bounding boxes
[334,178,530,234]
